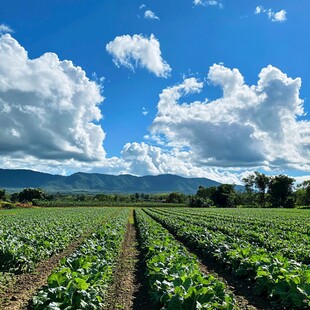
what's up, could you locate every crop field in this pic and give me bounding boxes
[0,207,309,309]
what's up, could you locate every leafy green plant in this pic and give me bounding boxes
[33,209,129,309]
[0,207,118,273]
[135,209,237,309]
[146,207,310,308]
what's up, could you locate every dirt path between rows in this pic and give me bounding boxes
[105,209,151,310]
[0,236,89,310]
[146,211,275,310]
[197,261,263,310]
[0,212,119,310]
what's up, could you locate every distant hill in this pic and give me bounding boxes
[0,169,224,194]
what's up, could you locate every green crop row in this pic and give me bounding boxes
[33,208,129,309]
[135,209,237,309]
[171,208,310,234]
[145,208,310,309]
[153,208,310,264]
[0,207,117,273]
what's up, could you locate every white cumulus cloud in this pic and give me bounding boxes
[144,10,160,20]
[149,64,309,171]
[255,6,287,23]
[106,34,171,78]
[115,64,309,183]
[120,142,242,183]
[0,34,106,162]
[2,36,308,186]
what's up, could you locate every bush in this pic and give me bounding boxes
[0,189,5,200]
[189,197,212,208]
[2,203,15,209]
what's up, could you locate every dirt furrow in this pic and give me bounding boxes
[197,261,262,310]
[1,235,89,309]
[105,209,151,310]
[146,211,275,310]
[0,212,119,310]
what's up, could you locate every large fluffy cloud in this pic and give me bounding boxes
[106,34,171,78]
[0,153,127,177]
[149,64,310,171]
[114,64,309,183]
[120,142,242,183]
[0,34,105,161]
[1,34,308,184]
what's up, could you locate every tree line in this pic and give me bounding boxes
[0,172,309,208]
[0,188,188,208]
[190,172,310,208]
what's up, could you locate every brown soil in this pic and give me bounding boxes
[0,212,118,310]
[197,256,276,310]
[105,209,151,310]
[199,262,272,310]
[147,212,276,310]
[0,233,93,310]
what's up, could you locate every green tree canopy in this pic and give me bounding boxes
[0,189,5,200]
[295,180,310,207]
[166,192,186,204]
[18,188,46,203]
[268,175,295,208]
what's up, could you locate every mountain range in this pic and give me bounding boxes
[0,169,222,194]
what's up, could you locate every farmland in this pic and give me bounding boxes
[0,207,309,309]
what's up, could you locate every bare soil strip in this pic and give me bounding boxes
[148,213,276,310]
[198,256,278,310]
[198,261,261,310]
[105,209,151,310]
[0,212,119,310]
[0,235,89,310]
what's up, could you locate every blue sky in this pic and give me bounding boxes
[0,0,309,183]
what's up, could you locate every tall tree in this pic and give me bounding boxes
[18,188,45,203]
[243,174,255,193]
[166,192,186,203]
[268,175,295,208]
[212,184,236,208]
[254,172,270,207]
[302,180,310,206]
[295,180,310,207]
[197,186,217,200]
[242,174,256,207]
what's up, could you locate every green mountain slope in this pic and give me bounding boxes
[0,169,221,194]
